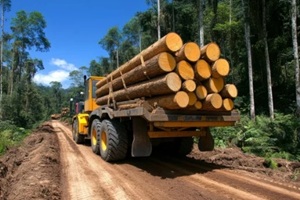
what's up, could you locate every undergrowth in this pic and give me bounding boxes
[211,113,300,162]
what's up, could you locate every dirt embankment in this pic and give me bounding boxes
[0,121,300,200]
[0,122,61,200]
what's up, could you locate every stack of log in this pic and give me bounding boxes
[95,32,238,111]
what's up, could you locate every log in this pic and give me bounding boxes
[147,91,189,110]
[182,79,196,92]
[201,42,221,62]
[194,101,203,110]
[220,84,238,98]
[202,93,223,110]
[176,42,201,62]
[96,72,182,105]
[194,59,211,81]
[96,32,183,88]
[211,58,230,78]
[203,77,224,93]
[187,92,197,106]
[195,85,207,100]
[95,52,176,97]
[222,98,234,111]
[176,60,194,80]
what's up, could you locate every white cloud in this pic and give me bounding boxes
[33,70,70,86]
[33,58,79,88]
[51,58,78,71]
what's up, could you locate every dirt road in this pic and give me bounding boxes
[52,121,300,200]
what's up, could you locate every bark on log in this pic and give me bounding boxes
[96,32,183,88]
[220,84,238,98]
[187,92,197,106]
[194,59,211,81]
[176,42,201,62]
[203,77,224,93]
[195,84,207,100]
[95,52,176,97]
[211,58,230,78]
[182,79,196,92]
[147,91,189,109]
[201,42,221,62]
[96,72,182,105]
[176,60,194,80]
[202,93,223,110]
[222,98,234,111]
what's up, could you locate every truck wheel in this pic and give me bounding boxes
[99,119,128,162]
[198,128,214,151]
[91,119,101,155]
[176,137,194,156]
[73,119,85,144]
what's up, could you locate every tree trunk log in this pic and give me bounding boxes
[194,101,203,110]
[182,79,196,92]
[176,42,201,62]
[96,32,183,88]
[194,59,211,81]
[187,92,197,106]
[195,84,207,100]
[222,98,234,111]
[96,72,182,105]
[211,58,230,78]
[202,93,223,110]
[95,52,176,97]
[203,77,224,93]
[220,84,238,98]
[176,60,194,80]
[201,42,221,62]
[147,91,189,109]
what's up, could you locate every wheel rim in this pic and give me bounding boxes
[101,130,107,151]
[91,128,97,146]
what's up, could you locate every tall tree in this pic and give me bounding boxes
[242,0,255,119]
[291,0,300,116]
[262,0,274,119]
[0,0,10,118]
[10,10,50,93]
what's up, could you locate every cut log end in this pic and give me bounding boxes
[182,80,196,92]
[202,93,223,110]
[195,85,208,100]
[187,92,197,106]
[204,77,224,93]
[201,42,221,62]
[221,84,238,98]
[223,98,234,111]
[176,60,195,80]
[175,91,190,108]
[158,52,177,72]
[194,59,211,81]
[166,72,182,92]
[194,101,203,110]
[212,58,230,78]
[183,42,201,62]
[165,32,183,52]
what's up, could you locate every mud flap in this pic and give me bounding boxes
[131,117,152,157]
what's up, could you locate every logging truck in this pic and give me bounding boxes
[71,32,240,162]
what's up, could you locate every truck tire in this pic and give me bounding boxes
[72,119,85,144]
[198,128,214,151]
[91,119,101,155]
[176,137,194,156]
[99,119,128,162]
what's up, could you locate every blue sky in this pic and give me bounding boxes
[7,0,150,88]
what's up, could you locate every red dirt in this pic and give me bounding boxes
[0,120,299,199]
